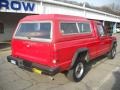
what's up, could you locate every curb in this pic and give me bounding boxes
[0,50,11,55]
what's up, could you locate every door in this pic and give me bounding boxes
[96,23,110,56]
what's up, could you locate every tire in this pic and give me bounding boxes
[66,60,85,82]
[107,45,116,59]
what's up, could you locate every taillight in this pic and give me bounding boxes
[51,44,59,65]
[52,59,57,64]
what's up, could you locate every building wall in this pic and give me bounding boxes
[0,0,41,14]
[0,0,40,42]
[0,13,29,41]
[43,3,85,17]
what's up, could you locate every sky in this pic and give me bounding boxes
[72,0,115,7]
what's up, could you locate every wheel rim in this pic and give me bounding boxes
[112,47,116,57]
[75,62,84,79]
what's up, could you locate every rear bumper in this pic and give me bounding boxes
[7,55,60,76]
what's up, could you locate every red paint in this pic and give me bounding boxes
[11,14,116,72]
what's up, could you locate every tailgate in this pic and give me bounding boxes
[12,39,51,66]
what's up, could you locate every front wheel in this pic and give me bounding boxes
[66,61,85,82]
[107,45,116,59]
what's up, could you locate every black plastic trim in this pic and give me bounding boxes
[7,55,60,76]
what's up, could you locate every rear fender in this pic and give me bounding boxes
[111,41,117,50]
[70,48,89,69]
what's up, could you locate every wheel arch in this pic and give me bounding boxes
[111,40,117,49]
[70,48,89,69]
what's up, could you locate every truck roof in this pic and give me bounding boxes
[20,14,89,22]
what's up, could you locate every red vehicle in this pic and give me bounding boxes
[7,14,117,82]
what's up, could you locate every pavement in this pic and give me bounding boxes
[0,34,120,90]
[0,43,11,54]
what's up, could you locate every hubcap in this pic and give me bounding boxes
[112,47,116,57]
[75,62,84,79]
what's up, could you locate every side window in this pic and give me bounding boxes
[0,22,4,34]
[78,23,91,33]
[97,24,105,36]
[60,23,78,34]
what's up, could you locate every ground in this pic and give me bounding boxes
[0,34,120,90]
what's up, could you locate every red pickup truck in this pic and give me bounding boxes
[7,14,117,82]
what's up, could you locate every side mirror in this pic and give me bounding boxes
[107,30,113,36]
[108,33,112,36]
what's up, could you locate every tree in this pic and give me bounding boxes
[54,0,120,15]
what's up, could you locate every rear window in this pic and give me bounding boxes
[15,22,51,39]
[60,23,79,34]
[78,23,91,33]
[60,22,91,35]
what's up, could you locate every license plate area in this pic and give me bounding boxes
[11,60,16,65]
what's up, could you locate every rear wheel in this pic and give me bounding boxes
[107,45,116,59]
[66,60,85,82]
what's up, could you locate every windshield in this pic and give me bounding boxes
[15,22,51,39]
